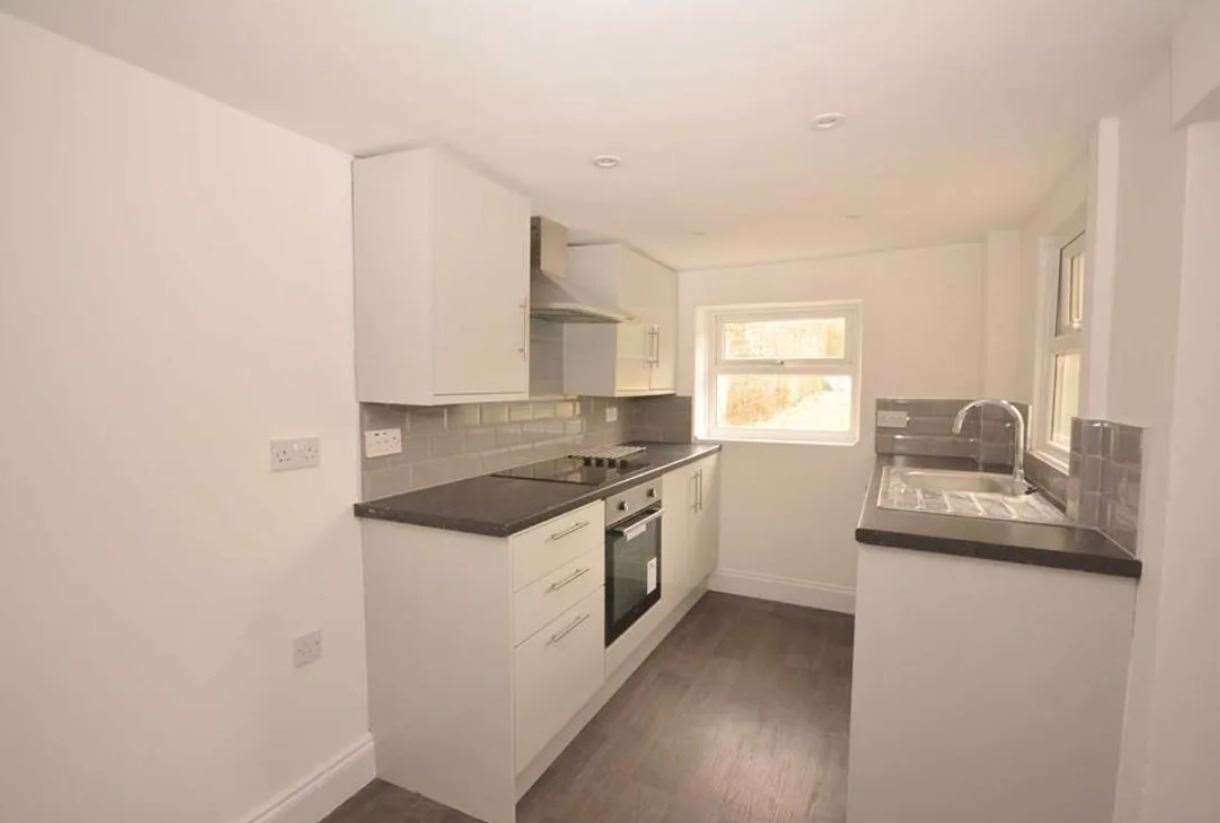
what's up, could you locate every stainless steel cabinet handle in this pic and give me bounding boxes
[545,566,590,594]
[653,326,662,366]
[519,300,529,360]
[690,472,699,512]
[547,612,590,646]
[547,520,589,542]
[697,469,704,512]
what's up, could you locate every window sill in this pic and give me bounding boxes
[1030,448,1070,474]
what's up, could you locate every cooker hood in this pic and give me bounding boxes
[530,217,630,324]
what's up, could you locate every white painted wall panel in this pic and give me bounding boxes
[0,14,367,823]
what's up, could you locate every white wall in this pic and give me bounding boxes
[980,230,1024,399]
[0,14,369,823]
[1138,118,1220,823]
[677,244,984,610]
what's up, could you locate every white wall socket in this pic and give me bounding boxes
[364,428,403,458]
[270,437,320,471]
[293,629,323,668]
[876,410,910,429]
[605,406,618,423]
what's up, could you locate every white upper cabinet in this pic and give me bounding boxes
[561,244,677,397]
[354,147,531,405]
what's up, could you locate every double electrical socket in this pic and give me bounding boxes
[270,437,320,471]
[293,630,323,668]
[364,428,403,458]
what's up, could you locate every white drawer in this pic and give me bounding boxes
[514,587,605,770]
[514,546,603,646]
[511,500,604,591]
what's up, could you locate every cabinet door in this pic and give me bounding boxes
[614,321,652,393]
[514,587,605,770]
[691,455,721,584]
[431,154,530,397]
[648,265,677,392]
[661,467,693,610]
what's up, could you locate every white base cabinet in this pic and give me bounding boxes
[361,454,720,823]
[847,544,1137,823]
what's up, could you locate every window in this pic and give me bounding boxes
[1038,231,1086,459]
[695,302,862,445]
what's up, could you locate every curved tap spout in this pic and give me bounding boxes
[952,399,1027,494]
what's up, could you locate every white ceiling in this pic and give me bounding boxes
[1,0,1185,269]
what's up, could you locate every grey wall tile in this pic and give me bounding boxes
[359,396,646,498]
[447,404,480,428]
[874,399,1028,463]
[1066,417,1143,553]
[407,406,447,435]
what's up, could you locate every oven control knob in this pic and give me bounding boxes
[618,501,629,512]
[646,487,657,498]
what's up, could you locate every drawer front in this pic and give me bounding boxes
[514,546,604,646]
[514,587,605,770]
[511,501,604,591]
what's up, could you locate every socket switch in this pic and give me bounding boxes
[364,428,403,458]
[270,437,320,472]
[605,406,618,423]
[293,630,323,668]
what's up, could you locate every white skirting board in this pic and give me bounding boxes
[708,568,856,615]
[241,734,375,823]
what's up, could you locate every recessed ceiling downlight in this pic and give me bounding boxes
[812,112,846,130]
[591,154,622,169]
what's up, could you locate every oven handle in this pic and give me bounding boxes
[610,507,664,538]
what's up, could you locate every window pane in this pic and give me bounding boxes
[1050,353,1081,448]
[1057,235,1086,336]
[721,316,845,361]
[716,374,852,432]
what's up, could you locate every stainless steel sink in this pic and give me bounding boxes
[878,466,1068,525]
[896,468,1020,495]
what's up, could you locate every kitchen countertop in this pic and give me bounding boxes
[856,454,1142,579]
[354,442,720,537]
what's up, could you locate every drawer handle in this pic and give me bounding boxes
[547,612,591,646]
[547,521,589,542]
[545,567,590,594]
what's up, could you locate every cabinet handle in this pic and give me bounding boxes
[697,470,704,512]
[519,300,529,360]
[690,472,699,513]
[547,612,590,646]
[545,566,590,594]
[547,520,589,542]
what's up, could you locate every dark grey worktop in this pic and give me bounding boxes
[354,442,720,537]
[856,455,1142,579]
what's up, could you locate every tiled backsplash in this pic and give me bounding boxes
[874,398,1029,467]
[628,395,693,443]
[1067,418,1142,554]
[361,397,634,500]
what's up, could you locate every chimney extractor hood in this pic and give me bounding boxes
[530,217,631,323]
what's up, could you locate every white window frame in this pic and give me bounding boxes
[1033,228,1086,467]
[694,301,862,446]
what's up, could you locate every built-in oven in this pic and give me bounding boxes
[604,480,663,646]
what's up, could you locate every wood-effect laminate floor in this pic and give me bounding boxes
[323,592,854,823]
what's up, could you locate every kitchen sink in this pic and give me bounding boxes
[878,466,1068,525]
[896,468,1021,495]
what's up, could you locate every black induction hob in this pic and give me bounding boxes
[491,455,653,486]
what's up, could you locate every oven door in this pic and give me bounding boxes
[605,505,663,646]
